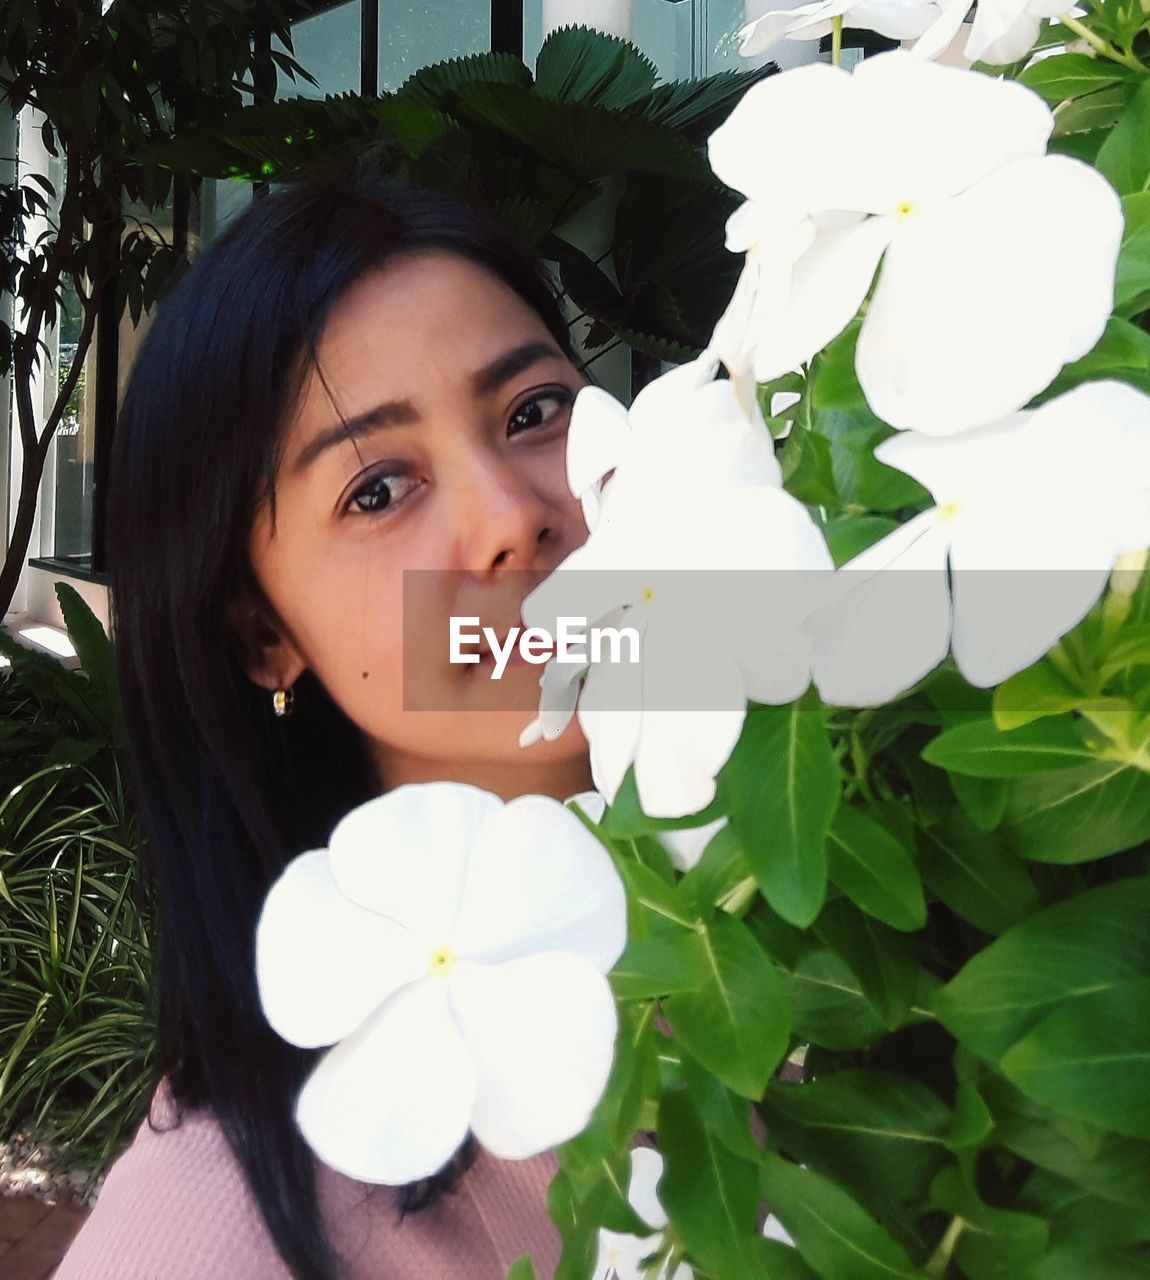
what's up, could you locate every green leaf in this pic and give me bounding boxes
[725,700,840,926]
[934,876,1150,1060]
[824,515,900,567]
[639,62,776,143]
[929,1164,1048,1278]
[1019,52,1137,103]
[600,767,724,837]
[678,1046,763,1163]
[983,1074,1150,1211]
[610,930,707,1000]
[759,1154,924,1280]
[663,914,790,1099]
[782,426,839,508]
[812,319,866,410]
[534,26,657,110]
[1114,190,1150,317]
[505,1257,538,1280]
[680,823,754,918]
[659,1090,763,1280]
[993,660,1084,730]
[815,898,926,1029]
[948,772,1010,833]
[1001,975,1150,1140]
[1096,76,1150,195]
[399,50,532,104]
[1001,760,1150,863]
[1019,1169,1150,1252]
[922,717,1096,778]
[781,948,889,1051]
[915,809,1039,936]
[558,1001,656,1233]
[762,1070,951,1209]
[1054,83,1134,138]
[55,583,123,743]
[547,1170,602,1280]
[1037,316,1150,401]
[827,806,926,931]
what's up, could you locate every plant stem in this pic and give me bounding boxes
[1058,12,1145,70]
[831,15,843,66]
[925,1215,966,1277]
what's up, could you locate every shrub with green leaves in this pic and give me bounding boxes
[139,26,773,362]
[0,584,153,1178]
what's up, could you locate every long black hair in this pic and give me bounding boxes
[106,152,574,1279]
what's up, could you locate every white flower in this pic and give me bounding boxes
[739,0,941,58]
[594,1148,694,1280]
[809,380,1150,705]
[521,371,833,819]
[255,782,627,1184]
[706,50,1122,435]
[567,790,727,873]
[911,0,1069,65]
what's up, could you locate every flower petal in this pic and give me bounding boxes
[448,955,618,1159]
[567,386,633,525]
[451,794,626,971]
[256,849,422,1049]
[295,980,475,1185]
[966,0,1040,63]
[828,51,1053,212]
[910,0,985,61]
[659,817,728,873]
[949,514,1114,687]
[634,706,746,819]
[847,0,941,40]
[739,0,854,54]
[579,658,645,804]
[857,155,1122,434]
[749,214,893,383]
[810,515,952,706]
[327,783,503,941]
[707,62,856,209]
[1017,380,1150,553]
[628,1146,670,1230]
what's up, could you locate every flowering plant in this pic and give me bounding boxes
[512,23,1150,1280]
[257,15,1150,1279]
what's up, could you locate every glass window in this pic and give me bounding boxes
[378,0,489,92]
[47,281,95,567]
[525,0,796,79]
[194,178,253,248]
[275,0,362,98]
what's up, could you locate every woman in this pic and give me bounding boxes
[56,152,597,1279]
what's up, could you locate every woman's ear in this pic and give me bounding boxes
[228,598,308,693]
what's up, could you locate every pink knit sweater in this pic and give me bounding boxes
[54,1083,561,1279]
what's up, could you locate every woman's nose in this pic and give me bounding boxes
[456,454,564,578]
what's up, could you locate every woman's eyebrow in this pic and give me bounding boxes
[292,340,566,478]
[470,339,566,395]
[291,398,419,477]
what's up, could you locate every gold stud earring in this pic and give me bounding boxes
[272,686,295,718]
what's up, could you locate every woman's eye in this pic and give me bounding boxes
[508,389,573,437]
[346,470,420,516]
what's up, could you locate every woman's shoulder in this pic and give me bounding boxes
[53,1080,292,1280]
[53,1080,562,1280]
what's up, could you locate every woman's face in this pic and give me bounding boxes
[244,250,593,800]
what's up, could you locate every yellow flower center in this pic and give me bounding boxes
[894,198,918,220]
[642,586,656,602]
[937,501,961,523]
[428,946,457,977]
